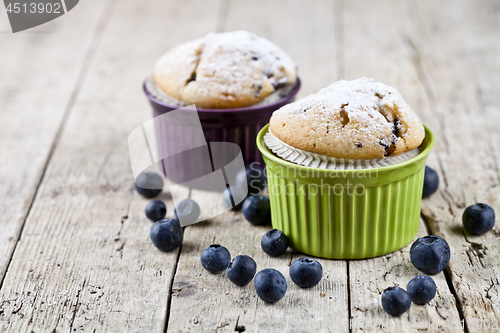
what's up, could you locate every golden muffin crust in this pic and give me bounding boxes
[153,30,297,109]
[269,78,425,159]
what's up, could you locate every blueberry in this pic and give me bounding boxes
[261,229,289,257]
[135,172,163,198]
[150,218,183,252]
[145,200,167,222]
[254,268,287,303]
[223,186,247,211]
[462,203,495,235]
[407,275,437,305]
[289,258,323,288]
[226,255,257,286]
[201,244,231,274]
[381,286,411,316]
[235,165,267,196]
[422,166,439,198]
[410,235,450,275]
[175,199,201,226]
[242,195,271,225]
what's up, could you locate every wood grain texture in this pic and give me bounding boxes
[166,1,350,332]
[1,0,500,331]
[223,0,341,98]
[0,0,218,331]
[340,1,464,331]
[404,0,500,331]
[168,189,349,333]
[0,0,110,286]
[349,220,462,332]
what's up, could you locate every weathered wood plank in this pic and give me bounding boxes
[222,0,341,98]
[0,0,219,332]
[349,220,463,332]
[403,0,500,331]
[0,0,109,286]
[168,189,349,333]
[167,1,350,332]
[2,0,499,332]
[341,1,464,331]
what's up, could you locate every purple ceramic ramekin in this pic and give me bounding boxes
[143,79,300,184]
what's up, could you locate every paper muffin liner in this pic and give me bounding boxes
[264,130,420,170]
[145,76,298,108]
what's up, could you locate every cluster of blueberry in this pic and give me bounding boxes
[137,166,274,256]
[200,238,323,303]
[135,167,324,303]
[135,172,201,253]
[222,165,271,225]
[382,167,496,316]
[136,166,496,313]
[381,235,448,316]
[221,167,323,302]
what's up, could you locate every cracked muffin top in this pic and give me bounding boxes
[269,78,425,159]
[153,30,298,109]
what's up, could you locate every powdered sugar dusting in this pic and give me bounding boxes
[153,30,297,108]
[197,31,296,95]
[279,78,407,132]
[270,78,425,159]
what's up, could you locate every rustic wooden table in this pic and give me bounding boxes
[1,0,499,332]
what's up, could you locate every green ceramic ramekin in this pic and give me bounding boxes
[256,124,435,259]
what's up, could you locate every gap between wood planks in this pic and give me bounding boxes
[163,186,192,333]
[162,0,230,329]
[0,0,486,331]
[406,0,500,325]
[335,3,353,331]
[162,0,468,331]
[163,2,231,330]
[421,213,470,333]
[0,0,118,291]
[406,29,470,332]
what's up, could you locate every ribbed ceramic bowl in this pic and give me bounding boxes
[143,79,301,169]
[257,124,435,259]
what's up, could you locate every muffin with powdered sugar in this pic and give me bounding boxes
[256,78,435,260]
[151,30,298,109]
[269,77,425,160]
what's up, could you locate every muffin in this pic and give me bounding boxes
[257,79,434,259]
[269,77,425,160]
[144,31,301,185]
[152,30,298,109]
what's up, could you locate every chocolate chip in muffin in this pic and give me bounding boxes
[295,107,309,115]
[380,137,397,156]
[392,118,400,137]
[269,77,425,159]
[252,82,263,98]
[272,78,289,90]
[386,140,397,156]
